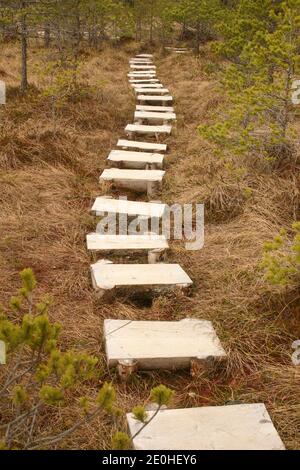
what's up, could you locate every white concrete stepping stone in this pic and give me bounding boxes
[130,65,156,70]
[138,95,173,103]
[131,83,163,89]
[107,150,164,169]
[136,54,153,58]
[0,341,6,365]
[129,79,160,84]
[91,261,192,296]
[128,71,156,75]
[117,139,167,153]
[87,234,168,263]
[100,168,165,196]
[125,124,172,138]
[104,318,226,372]
[130,59,153,64]
[127,404,285,450]
[136,105,174,112]
[134,111,176,123]
[91,197,166,219]
[134,88,169,95]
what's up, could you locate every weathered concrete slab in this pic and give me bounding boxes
[130,59,153,64]
[131,83,163,89]
[138,95,173,102]
[129,79,160,84]
[128,71,156,76]
[117,139,167,153]
[0,341,5,364]
[108,149,164,169]
[100,168,165,195]
[125,124,172,136]
[127,404,286,450]
[91,261,192,293]
[136,54,153,58]
[134,111,176,122]
[134,88,169,95]
[91,197,166,219]
[87,233,168,252]
[136,105,174,112]
[130,65,156,70]
[104,318,226,370]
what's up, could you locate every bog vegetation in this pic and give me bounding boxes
[0,0,299,450]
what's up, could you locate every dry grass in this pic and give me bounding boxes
[0,41,299,449]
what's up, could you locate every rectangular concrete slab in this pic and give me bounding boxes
[134,88,169,95]
[129,79,160,84]
[127,404,285,450]
[128,72,156,76]
[130,65,156,70]
[134,111,176,122]
[107,150,164,169]
[117,139,167,153]
[100,168,165,183]
[104,318,226,370]
[136,105,174,112]
[91,197,166,218]
[136,54,153,58]
[87,233,168,252]
[131,83,163,89]
[138,95,173,102]
[91,262,193,291]
[0,340,5,364]
[125,124,172,135]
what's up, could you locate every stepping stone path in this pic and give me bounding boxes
[87,234,168,263]
[107,149,164,169]
[127,404,285,450]
[125,123,172,139]
[86,52,284,449]
[104,318,226,372]
[100,168,165,196]
[91,196,167,219]
[90,261,192,298]
[117,139,166,152]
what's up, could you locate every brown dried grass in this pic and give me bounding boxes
[0,42,299,449]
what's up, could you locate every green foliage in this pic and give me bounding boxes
[261,222,300,286]
[132,405,148,423]
[112,431,131,450]
[150,384,173,406]
[0,268,104,450]
[199,0,300,164]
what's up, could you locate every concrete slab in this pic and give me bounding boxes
[130,65,156,70]
[87,233,168,252]
[117,139,167,153]
[131,83,163,89]
[107,150,164,169]
[127,404,286,450]
[104,318,226,370]
[138,95,173,102]
[134,111,176,123]
[91,197,166,219]
[136,105,174,112]
[134,88,169,95]
[91,261,193,293]
[100,168,165,195]
[129,79,160,84]
[0,341,5,364]
[136,54,153,58]
[125,124,172,136]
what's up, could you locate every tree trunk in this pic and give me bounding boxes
[44,24,50,48]
[20,2,28,93]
